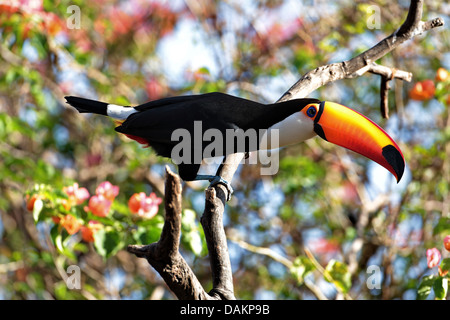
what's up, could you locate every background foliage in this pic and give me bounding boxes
[0,0,449,300]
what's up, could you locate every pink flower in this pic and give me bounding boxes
[87,195,111,218]
[426,248,441,268]
[444,235,450,252]
[63,183,90,205]
[96,181,119,201]
[128,192,162,219]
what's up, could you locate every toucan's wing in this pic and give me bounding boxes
[134,94,207,111]
[115,94,237,157]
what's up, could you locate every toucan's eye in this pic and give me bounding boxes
[306,106,317,118]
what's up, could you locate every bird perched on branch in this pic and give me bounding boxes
[65,92,404,199]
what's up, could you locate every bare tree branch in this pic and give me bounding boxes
[277,0,444,101]
[128,167,212,300]
[199,152,246,300]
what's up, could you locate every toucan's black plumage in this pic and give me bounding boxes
[66,93,319,181]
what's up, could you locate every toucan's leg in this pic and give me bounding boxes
[193,175,233,201]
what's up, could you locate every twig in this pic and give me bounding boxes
[380,75,391,119]
[229,237,328,300]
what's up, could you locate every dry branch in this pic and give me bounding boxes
[277,0,443,102]
[127,167,211,300]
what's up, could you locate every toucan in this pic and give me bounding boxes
[65,92,405,199]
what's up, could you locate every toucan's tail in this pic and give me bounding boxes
[65,96,108,116]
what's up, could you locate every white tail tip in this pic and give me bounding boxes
[106,104,138,120]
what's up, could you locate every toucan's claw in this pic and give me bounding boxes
[194,175,233,201]
[209,176,233,201]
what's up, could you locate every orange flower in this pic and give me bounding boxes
[439,266,448,277]
[436,68,449,82]
[60,214,81,235]
[128,192,162,219]
[409,80,435,101]
[87,195,111,217]
[43,12,64,36]
[61,199,71,211]
[81,221,101,243]
[26,194,40,211]
[444,235,450,252]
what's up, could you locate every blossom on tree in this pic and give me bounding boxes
[95,181,119,201]
[128,192,162,219]
[444,235,450,252]
[63,183,90,206]
[60,214,81,235]
[409,80,435,101]
[87,195,112,218]
[426,248,441,268]
[81,221,102,243]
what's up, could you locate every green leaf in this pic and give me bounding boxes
[32,198,44,222]
[433,277,448,300]
[94,228,123,258]
[132,225,161,245]
[324,260,352,293]
[55,233,64,253]
[184,231,203,256]
[441,258,450,272]
[417,275,435,300]
[290,256,314,284]
[433,218,450,235]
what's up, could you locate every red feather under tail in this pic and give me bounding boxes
[114,120,151,148]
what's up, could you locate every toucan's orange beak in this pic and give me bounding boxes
[307,101,405,182]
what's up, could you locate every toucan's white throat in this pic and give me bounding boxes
[260,112,315,150]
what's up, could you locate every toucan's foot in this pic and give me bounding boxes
[209,176,233,201]
[194,175,233,201]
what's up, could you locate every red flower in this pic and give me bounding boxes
[426,248,441,268]
[51,216,61,224]
[81,221,101,243]
[60,214,81,235]
[87,195,111,218]
[409,80,435,101]
[444,235,450,252]
[128,192,162,219]
[26,194,40,211]
[96,181,119,202]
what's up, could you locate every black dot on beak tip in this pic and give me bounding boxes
[382,145,405,183]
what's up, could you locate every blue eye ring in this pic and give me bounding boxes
[306,106,317,118]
